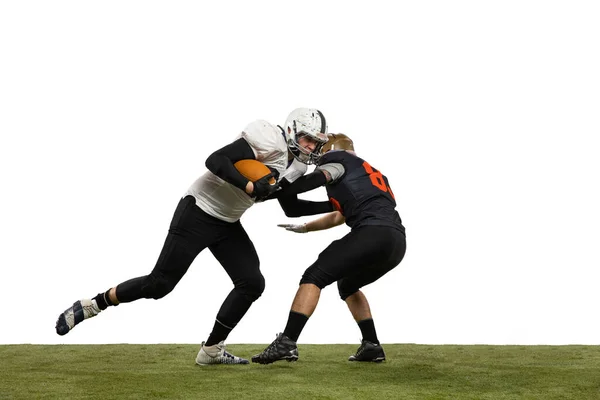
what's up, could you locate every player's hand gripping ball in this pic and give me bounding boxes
[234,160,278,199]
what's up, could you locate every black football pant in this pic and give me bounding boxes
[300,225,406,300]
[115,195,264,329]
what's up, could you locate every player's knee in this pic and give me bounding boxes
[300,265,331,289]
[236,273,265,302]
[142,274,176,300]
[337,280,358,301]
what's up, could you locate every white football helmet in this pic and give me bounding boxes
[284,108,328,164]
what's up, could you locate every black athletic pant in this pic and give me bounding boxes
[115,195,264,329]
[300,225,406,300]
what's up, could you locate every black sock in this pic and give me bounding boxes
[205,319,234,347]
[93,290,115,311]
[94,289,115,310]
[283,311,309,342]
[358,318,379,344]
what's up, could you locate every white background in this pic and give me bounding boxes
[1,1,599,346]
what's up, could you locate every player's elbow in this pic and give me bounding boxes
[282,204,302,218]
[332,211,345,226]
[284,209,302,218]
[205,152,220,174]
[279,199,302,218]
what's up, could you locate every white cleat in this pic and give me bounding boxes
[195,341,249,365]
[55,299,101,336]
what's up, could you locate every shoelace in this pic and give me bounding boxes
[263,343,279,357]
[82,303,99,316]
[355,342,367,357]
[218,344,243,362]
[262,334,284,357]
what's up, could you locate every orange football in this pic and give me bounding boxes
[234,160,276,185]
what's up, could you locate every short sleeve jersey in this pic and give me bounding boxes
[318,150,404,232]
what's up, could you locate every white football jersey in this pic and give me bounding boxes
[280,158,308,184]
[185,120,306,223]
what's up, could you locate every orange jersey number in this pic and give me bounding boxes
[362,161,395,200]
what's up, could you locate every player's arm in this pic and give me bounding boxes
[316,162,345,184]
[205,138,260,195]
[271,161,345,216]
[267,162,345,199]
[277,193,334,217]
[263,171,326,201]
[269,175,331,216]
[304,210,345,231]
[278,211,345,233]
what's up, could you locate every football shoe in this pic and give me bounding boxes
[55,299,101,336]
[348,340,386,362]
[251,333,299,364]
[195,341,249,365]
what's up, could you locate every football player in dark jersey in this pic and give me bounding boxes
[252,134,406,364]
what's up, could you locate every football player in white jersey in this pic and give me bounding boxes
[55,108,330,365]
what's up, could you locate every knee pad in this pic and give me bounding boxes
[236,273,265,302]
[142,274,176,300]
[300,265,331,289]
[337,279,358,301]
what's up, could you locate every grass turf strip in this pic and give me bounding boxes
[1,344,599,399]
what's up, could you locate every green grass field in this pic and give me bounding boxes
[1,344,599,399]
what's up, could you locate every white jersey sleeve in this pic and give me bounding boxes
[184,120,288,223]
[279,158,308,184]
[241,120,288,178]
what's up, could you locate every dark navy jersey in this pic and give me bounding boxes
[318,151,405,232]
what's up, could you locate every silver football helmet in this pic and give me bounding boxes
[284,108,328,164]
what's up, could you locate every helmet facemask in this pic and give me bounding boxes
[288,131,328,164]
[285,108,328,165]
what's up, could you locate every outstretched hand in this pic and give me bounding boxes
[277,223,308,233]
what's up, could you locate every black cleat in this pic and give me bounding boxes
[348,340,386,362]
[252,333,299,364]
